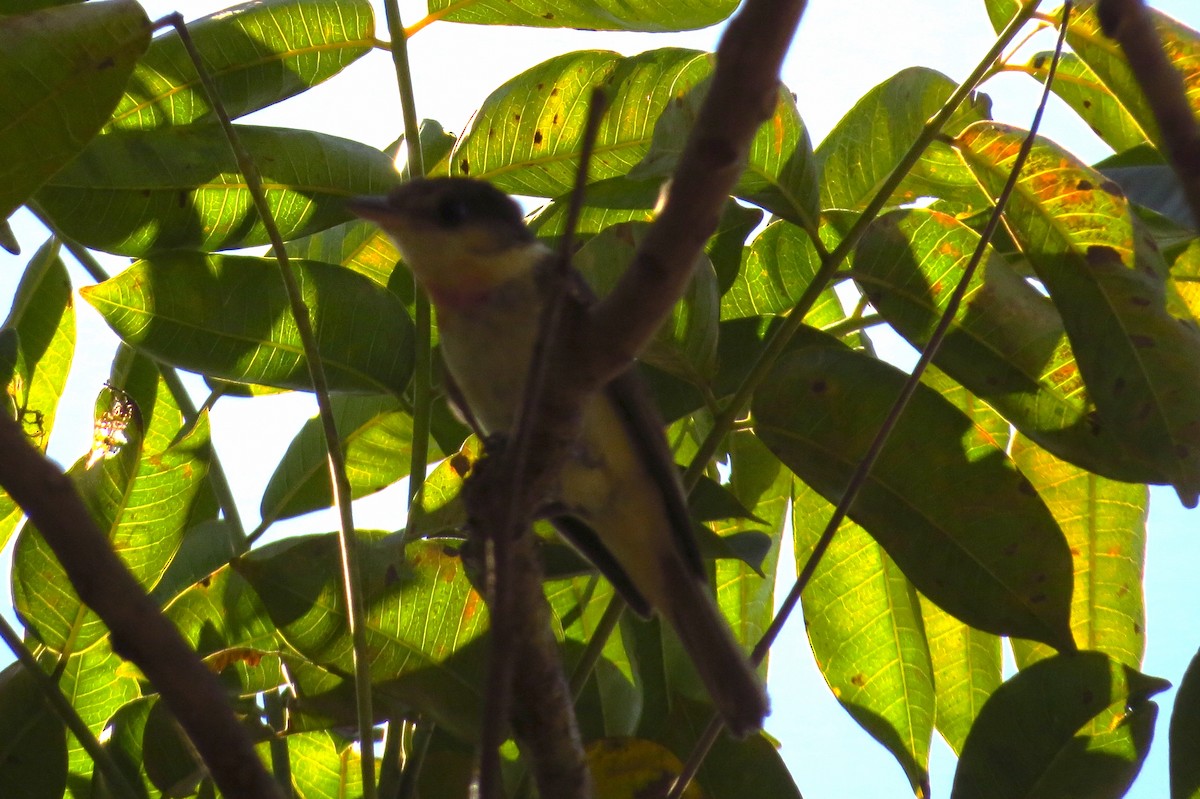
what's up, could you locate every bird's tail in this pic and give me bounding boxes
[661,565,769,738]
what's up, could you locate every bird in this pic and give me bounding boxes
[347,177,768,737]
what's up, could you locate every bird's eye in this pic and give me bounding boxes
[436,197,469,227]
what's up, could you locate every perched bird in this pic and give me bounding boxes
[347,177,767,736]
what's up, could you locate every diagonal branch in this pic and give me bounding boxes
[0,414,282,799]
[1097,0,1200,229]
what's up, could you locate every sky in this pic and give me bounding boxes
[2,1,1199,797]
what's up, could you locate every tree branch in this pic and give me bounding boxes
[1097,0,1200,229]
[588,0,808,377]
[0,414,282,799]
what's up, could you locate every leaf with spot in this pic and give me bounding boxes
[854,207,1162,483]
[1009,433,1147,670]
[449,49,709,197]
[235,534,489,739]
[793,479,934,796]
[1024,51,1150,154]
[0,0,150,220]
[631,69,819,232]
[752,343,1075,650]
[107,0,374,131]
[956,121,1200,506]
[951,651,1167,799]
[81,252,414,395]
[36,124,400,256]
[1062,0,1200,157]
[815,67,992,214]
[423,0,737,32]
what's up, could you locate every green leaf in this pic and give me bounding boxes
[14,383,145,653]
[815,67,992,213]
[1064,1,1200,157]
[0,664,67,799]
[793,480,934,796]
[1010,435,1147,670]
[631,72,819,231]
[712,431,789,655]
[983,0,1026,33]
[720,219,847,328]
[0,0,150,219]
[37,124,400,255]
[58,640,142,795]
[107,0,374,131]
[260,395,418,526]
[657,696,804,799]
[546,575,641,740]
[81,252,415,395]
[424,0,737,32]
[235,534,489,739]
[287,730,369,799]
[575,221,719,383]
[0,237,75,549]
[164,564,285,698]
[1025,51,1150,153]
[449,49,711,196]
[1171,649,1200,799]
[854,207,1161,483]
[407,438,476,539]
[753,344,1075,650]
[919,593,1001,756]
[92,697,154,799]
[917,368,1004,756]
[956,121,1200,506]
[952,651,1168,799]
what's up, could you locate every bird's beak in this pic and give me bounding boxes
[345,195,395,224]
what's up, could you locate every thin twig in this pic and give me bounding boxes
[668,4,1073,796]
[158,13,374,798]
[680,0,1044,494]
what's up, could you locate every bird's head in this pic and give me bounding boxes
[347,178,544,308]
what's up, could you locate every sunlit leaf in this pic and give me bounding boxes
[0,0,149,219]
[81,252,415,395]
[108,0,374,131]
[423,0,736,32]
[956,121,1200,506]
[1010,434,1147,670]
[1063,1,1200,156]
[815,67,992,213]
[854,207,1161,483]
[793,480,934,796]
[235,534,488,740]
[260,395,419,525]
[1024,51,1150,153]
[37,124,400,255]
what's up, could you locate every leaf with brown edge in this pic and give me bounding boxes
[956,121,1200,507]
[854,207,1162,483]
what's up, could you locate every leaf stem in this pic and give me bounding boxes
[159,13,374,798]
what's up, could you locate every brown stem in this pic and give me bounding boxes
[0,414,282,799]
